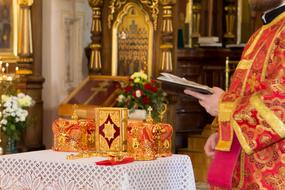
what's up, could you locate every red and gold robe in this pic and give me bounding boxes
[209,12,285,189]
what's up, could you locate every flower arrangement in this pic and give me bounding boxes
[117,71,167,121]
[0,93,34,140]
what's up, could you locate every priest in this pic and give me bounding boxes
[185,0,285,189]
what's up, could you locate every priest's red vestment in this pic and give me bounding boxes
[208,12,285,189]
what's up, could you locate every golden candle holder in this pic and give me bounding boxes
[224,5,237,41]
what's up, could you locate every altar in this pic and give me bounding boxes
[0,150,195,190]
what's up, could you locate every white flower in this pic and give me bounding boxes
[3,101,11,108]
[117,94,125,102]
[1,119,7,125]
[135,90,142,98]
[17,93,25,98]
[19,115,26,122]
[18,95,33,107]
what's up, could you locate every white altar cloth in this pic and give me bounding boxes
[0,150,195,190]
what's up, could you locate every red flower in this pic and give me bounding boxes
[125,86,132,92]
[143,96,150,104]
[144,82,158,93]
[151,86,158,93]
[144,83,152,91]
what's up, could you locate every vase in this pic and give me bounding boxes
[6,137,17,154]
[128,109,147,120]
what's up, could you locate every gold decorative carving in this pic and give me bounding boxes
[161,5,173,33]
[224,5,237,39]
[160,50,173,72]
[88,0,103,7]
[108,0,159,30]
[112,2,153,77]
[18,0,33,6]
[192,3,201,38]
[159,0,176,4]
[160,0,174,72]
[140,0,159,30]
[224,5,237,38]
[103,121,116,141]
[185,0,202,47]
[17,0,33,74]
[160,44,173,49]
[88,0,103,72]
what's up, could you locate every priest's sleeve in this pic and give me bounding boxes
[217,32,285,154]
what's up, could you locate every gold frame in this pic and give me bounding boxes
[0,0,18,62]
[111,2,154,78]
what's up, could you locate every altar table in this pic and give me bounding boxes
[0,150,195,190]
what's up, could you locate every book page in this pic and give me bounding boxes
[157,73,213,94]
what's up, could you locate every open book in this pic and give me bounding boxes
[157,73,214,94]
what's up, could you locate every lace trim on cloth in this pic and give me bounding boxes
[0,151,195,190]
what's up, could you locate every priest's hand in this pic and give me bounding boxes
[204,132,218,158]
[184,87,224,116]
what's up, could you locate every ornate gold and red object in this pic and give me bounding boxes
[152,122,173,157]
[146,106,173,158]
[94,107,128,153]
[52,118,96,152]
[53,104,172,163]
[127,112,173,160]
[127,120,156,161]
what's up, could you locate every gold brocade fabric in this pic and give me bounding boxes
[213,12,285,189]
[127,120,172,161]
[52,118,96,152]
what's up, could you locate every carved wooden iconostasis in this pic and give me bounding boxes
[85,0,261,152]
[115,3,153,76]
[87,0,175,78]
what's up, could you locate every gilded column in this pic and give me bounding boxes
[224,2,237,44]
[159,0,175,72]
[17,0,33,75]
[88,0,103,73]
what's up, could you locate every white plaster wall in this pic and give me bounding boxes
[42,0,92,148]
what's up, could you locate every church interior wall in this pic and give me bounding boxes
[42,0,92,148]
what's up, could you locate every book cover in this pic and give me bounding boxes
[157,73,214,94]
[95,107,128,153]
